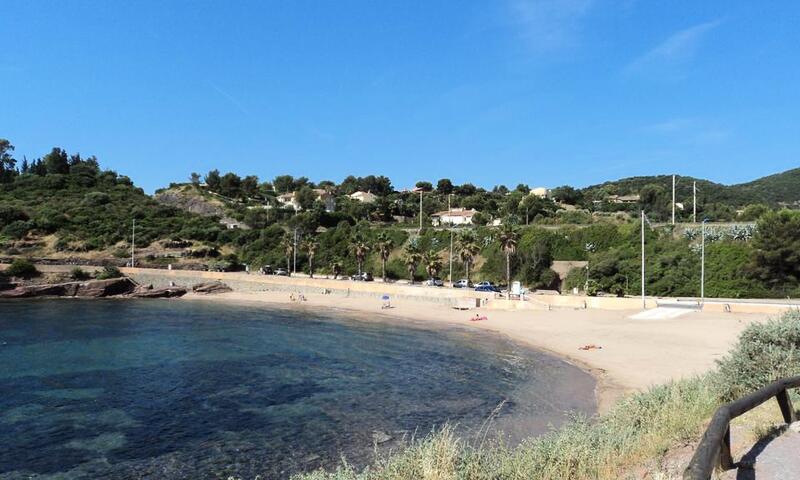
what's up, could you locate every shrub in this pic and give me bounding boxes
[4,258,39,278]
[714,311,800,401]
[95,265,123,280]
[70,267,91,280]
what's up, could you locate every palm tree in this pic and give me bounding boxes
[350,237,370,276]
[281,233,294,275]
[498,224,519,292]
[375,232,394,282]
[403,244,422,284]
[423,250,442,280]
[329,258,343,279]
[302,237,319,278]
[458,232,480,286]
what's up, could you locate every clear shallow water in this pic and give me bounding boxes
[0,300,595,479]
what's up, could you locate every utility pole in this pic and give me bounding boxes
[672,174,676,225]
[693,181,697,223]
[131,218,136,268]
[419,190,423,232]
[641,210,646,309]
[448,194,453,285]
[701,219,707,307]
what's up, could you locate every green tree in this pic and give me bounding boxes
[295,186,317,210]
[350,237,370,275]
[0,139,17,183]
[205,169,221,190]
[42,147,69,175]
[273,175,295,193]
[436,178,453,194]
[749,210,800,290]
[403,243,422,283]
[281,233,294,274]
[189,172,201,186]
[498,224,519,289]
[375,232,394,282]
[414,181,433,192]
[458,231,480,285]
[738,204,770,221]
[303,237,319,277]
[423,250,442,280]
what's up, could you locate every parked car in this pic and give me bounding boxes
[351,272,374,282]
[474,283,500,292]
[453,279,471,288]
[260,265,274,275]
[425,277,444,287]
[274,268,289,276]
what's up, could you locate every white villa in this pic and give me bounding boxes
[277,189,336,212]
[349,191,377,203]
[431,207,478,226]
[529,187,550,198]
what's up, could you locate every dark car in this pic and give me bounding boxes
[260,265,274,275]
[474,284,500,292]
[351,272,374,281]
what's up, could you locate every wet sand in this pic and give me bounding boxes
[182,290,772,412]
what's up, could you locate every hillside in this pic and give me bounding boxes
[0,152,225,264]
[581,168,800,208]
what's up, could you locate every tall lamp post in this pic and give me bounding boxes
[701,218,708,307]
[448,194,453,285]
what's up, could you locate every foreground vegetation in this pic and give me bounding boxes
[293,312,800,480]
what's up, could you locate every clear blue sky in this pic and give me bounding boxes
[2,1,799,193]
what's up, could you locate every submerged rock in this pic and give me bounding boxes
[191,281,232,295]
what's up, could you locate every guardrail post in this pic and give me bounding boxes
[776,389,797,424]
[719,426,734,470]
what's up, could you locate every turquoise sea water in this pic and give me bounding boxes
[0,300,595,479]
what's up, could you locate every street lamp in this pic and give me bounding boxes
[701,218,708,307]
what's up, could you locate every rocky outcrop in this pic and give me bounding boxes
[130,286,187,298]
[153,188,228,217]
[191,281,232,295]
[75,278,138,297]
[0,277,137,299]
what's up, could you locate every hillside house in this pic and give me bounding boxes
[349,191,378,203]
[431,207,478,226]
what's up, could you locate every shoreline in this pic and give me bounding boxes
[180,289,770,413]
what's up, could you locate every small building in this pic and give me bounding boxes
[349,191,377,203]
[276,189,336,212]
[607,194,641,204]
[219,217,249,230]
[529,187,550,198]
[431,207,478,226]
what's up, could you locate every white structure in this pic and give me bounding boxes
[431,207,478,226]
[276,189,336,212]
[349,191,377,203]
[529,187,550,198]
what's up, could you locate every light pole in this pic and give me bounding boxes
[131,218,136,267]
[418,190,423,232]
[293,228,297,274]
[448,194,453,285]
[701,218,708,307]
[641,210,646,309]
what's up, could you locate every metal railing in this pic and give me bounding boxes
[683,375,800,480]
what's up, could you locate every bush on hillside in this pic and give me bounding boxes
[70,267,91,280]
[4,258,39,278]
[95,265,123,280]
[714,311,800,401]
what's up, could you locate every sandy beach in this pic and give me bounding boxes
[182,289,772,412]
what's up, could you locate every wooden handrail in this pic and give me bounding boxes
[683,375,800,480]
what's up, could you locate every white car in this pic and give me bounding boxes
[453,279,471,288]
